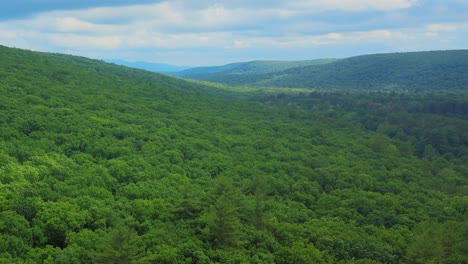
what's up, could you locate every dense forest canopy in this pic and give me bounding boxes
[176,50,468,90]
[0,45,467,263]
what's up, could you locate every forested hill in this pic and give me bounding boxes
[0,45,467,263]
[171,58,337,78]
[177,50,468,90]
[171,62,245,77]
[0,45,210,95]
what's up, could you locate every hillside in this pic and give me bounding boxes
[172,59,337,78]
[178,50,468,90]
[0,45,467,263]
[171,62,245,77]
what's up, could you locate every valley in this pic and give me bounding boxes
[0,45,467,263]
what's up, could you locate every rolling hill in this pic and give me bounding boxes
[171,58,337,78]
[0,45,466,263]
[176,50,468,90]
[170,61,246,77]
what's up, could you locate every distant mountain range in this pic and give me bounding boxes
[105,59,191,73]
[106,50,468,90]
[168,50,468,90]
[170,59,338,78]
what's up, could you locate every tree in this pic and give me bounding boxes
[405,221,468,264]
[275,242,329,264]
[204,194,242,248]
[94,225,145,264]
[204,176,243,248]
[33,201,90,248]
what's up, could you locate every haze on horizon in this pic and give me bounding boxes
[0,0,467,66]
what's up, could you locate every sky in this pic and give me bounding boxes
[0,0,467,66]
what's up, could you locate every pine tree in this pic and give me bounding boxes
[94,225,145,264]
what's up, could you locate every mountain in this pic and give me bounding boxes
[172,58,337,78]
[170,61,246,77]
[105,59,191,73]
[177,50,468,90]
[0,44,467,263]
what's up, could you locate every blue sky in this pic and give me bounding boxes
[0,0,467,66]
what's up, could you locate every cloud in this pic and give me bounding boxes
[49,34,122,49]
[427,23,458,31]
[55,17,102,32]
[233,30,394,48]
[288,0,418,12]
[21,0,418,35]
[0,29,16,39]
[0,0,467,66]
[423,23,468,40]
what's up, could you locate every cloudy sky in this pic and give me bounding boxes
[0,0,467,66]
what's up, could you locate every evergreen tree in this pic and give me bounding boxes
[94,226,145,264]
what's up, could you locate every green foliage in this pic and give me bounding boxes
[94,226,145,264]
[203,176,244,248]
[173,58,337,78]
[405,220,468,263]
[0,45,466,263]
[275,242,329,264]
[177,50,468,90]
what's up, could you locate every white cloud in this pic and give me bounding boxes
[422,23,468,41]
[225,40,250,49]
[427,23,458,32]
[49,34,122,49]
[288,0,418,12]
[285,30,393,47]
[0,29,16,39]
[55,17,96,32]
[209,29,395,50]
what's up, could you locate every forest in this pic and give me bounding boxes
[176,50,468,90]
[171,59,337,78]
[0,45,467,263]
